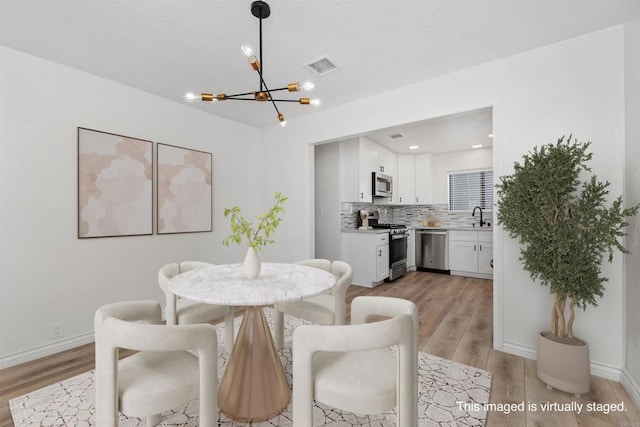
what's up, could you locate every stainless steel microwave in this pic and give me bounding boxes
[372,172,393,197]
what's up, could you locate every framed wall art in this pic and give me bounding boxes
[77,128,153,238]
[157,143,212,234]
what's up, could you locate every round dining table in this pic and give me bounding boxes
[169,262,336,423]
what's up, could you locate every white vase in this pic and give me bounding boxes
[243,247,261,279]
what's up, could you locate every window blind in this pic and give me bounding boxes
[448,169,493,211]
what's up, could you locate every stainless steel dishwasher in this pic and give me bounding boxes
[416,229,449,272]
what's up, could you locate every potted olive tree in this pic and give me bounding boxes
[222,192,288,278]
[496,136,638,397]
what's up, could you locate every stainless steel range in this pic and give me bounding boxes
[358,210,408,281]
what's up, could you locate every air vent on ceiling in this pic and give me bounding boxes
[305,56,338,76]
[390,133,405,139]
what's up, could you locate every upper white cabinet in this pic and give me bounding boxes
[396,153,432,205]
[396,154,416,204]
[414,153,433,204]
[339,137,396,203]
[371,144,395,175]
[358,139,373,203]
[340,138,372,203]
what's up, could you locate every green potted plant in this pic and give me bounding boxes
[496,136,638,396]
[222,192,288,278]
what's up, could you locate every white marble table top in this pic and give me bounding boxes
[168,263,336,306]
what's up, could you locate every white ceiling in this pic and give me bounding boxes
[1,0,638,129]
[366,107,493,154]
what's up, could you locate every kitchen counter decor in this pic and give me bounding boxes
[223,192,288,278]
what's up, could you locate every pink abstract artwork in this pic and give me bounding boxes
[77,128,152,238]
[157,143,212,234]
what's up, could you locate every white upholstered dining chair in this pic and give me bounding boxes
[292,296,418,427]
[273,259,352,350]
[94,300,218,427]
[158,261,234,352]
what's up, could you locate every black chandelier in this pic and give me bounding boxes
[184,1,320,126]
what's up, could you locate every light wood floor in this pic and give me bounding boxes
[1,271,639,426]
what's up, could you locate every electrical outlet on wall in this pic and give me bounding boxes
[52,321,64,339]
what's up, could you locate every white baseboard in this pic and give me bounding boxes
[450,270,493,280]
[0,332,95,370]
[502,340,537,360]
[501,340,622,381]
[621,369,640,410]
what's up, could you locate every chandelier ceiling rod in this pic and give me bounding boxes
[183,1,320,127]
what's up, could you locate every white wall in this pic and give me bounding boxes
[314,142,341,259]
[0,46,262,366]
[430,147,493,204]
[260,27,628,378]
[623,4,640,407]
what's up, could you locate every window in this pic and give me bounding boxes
[448,169,493,211]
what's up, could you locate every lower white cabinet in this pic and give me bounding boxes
[407,229,416,270]
[449,230,493,279]
[342,232,389,287]
[376,244,390,282]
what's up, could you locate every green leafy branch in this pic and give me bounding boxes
[496,136,639,338]
[222,192,288,251]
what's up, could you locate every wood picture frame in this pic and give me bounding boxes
[77,127,153,238]
[157,143,212,234]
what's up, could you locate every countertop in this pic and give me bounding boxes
[342,226,493,234]
[341,228,390,234]
[415,226,493,231]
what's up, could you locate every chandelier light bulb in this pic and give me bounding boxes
[183,92,199,102]
[301,81,315,92]
[241,43,254,58]
[248,55,260,71]
[278,113,286,127]
[310,98,321,106]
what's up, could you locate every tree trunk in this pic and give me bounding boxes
[551,294,559,335]
[567,298,575,338]
[553,293,566,337]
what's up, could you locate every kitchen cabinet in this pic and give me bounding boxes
[414,153,432,204]
[339,138,372,203]
[371,144,395,174]
[376,244,390,282]
[358,139,373,202]
[396,154,415,204]
[374,148,397,205]
[407,229,416,270]
[396,153,432,205]
[448,230,493,279]
[340,138,397,203]
[341,232,389,287]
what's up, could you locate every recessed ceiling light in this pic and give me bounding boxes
[488,133,494,138]
[472,144,483,149]
[409,145,419,150]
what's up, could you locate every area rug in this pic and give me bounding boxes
[10,309,491,426]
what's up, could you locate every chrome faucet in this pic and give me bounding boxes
[472,206,486,227]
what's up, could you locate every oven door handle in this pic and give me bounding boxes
[391,234,408,240]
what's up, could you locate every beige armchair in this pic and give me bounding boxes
[94,300,218,427]
[158,261,234,352]
[292,296,418,426]
[273,259,352,350]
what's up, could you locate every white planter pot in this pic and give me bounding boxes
[243,247,261,279]
[536,331,590,397]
